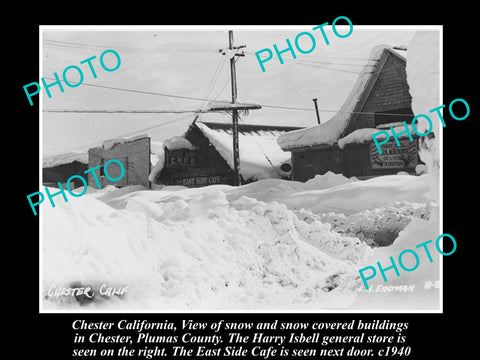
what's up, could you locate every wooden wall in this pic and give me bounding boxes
[291,138,420,181]
[42,161,88,188]
[88,137,151,189]
[157,125,236,187]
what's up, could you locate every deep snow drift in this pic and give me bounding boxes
[41,171,438,311]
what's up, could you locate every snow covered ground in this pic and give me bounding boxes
[41,171,439,311]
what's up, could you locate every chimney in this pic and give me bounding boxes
[312,98,321,124]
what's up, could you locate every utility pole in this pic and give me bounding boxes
[212,31,260,186]
[312,98,321,124]
[229,30,242,186]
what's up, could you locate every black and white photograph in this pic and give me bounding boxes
[37,25,442,312]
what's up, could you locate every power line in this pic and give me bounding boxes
[44,39,114,49]
[259,103,412,117]
[41,78,413,117]
[238,114,283,177]
[43,109,203,114]
[213,78,230,100]
[44,105,413,117]
[245,50,375,62]
[291,59,376,67]
[113,113,194,139]
[201,56,227,109]
[43,38,216,54]
[285,61,362,74]
[41,77,234,105]
[49,114,194,154]
[245,52,379,74]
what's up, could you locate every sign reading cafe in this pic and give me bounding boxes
[166,149,198,167]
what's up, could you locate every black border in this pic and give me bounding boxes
[14,5,476,359]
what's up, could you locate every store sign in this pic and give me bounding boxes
[370,139,417,169]
[172,174,233,187]
[166,149,198,167]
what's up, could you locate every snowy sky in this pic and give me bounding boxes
[41,25,424,156]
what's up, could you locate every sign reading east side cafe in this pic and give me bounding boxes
[370,139,418,170]
[172,174,234,187]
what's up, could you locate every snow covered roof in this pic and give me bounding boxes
[43,151,88,168]
[278,45,405,150]
[337,123,416,149]
[163,136,196,151]
[100,133,150,150]
[195,121,300,181]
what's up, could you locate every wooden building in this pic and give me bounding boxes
[278,45,423,181]
[153,119,303,187]
[87,135,151,189]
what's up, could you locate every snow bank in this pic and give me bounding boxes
[42,185,377,310]
[222,172,358,206]
[41,169,437,311]
[303,171,359,190]
[278,45,389,150]
[226,174,431,216]
[305,201,430,247]
[351,214,440,310]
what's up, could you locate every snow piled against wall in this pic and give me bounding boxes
[148,141,166,182]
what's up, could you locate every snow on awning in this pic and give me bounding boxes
[337,122,425,150]
[205,100,261,112]
[195,122,291,181]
